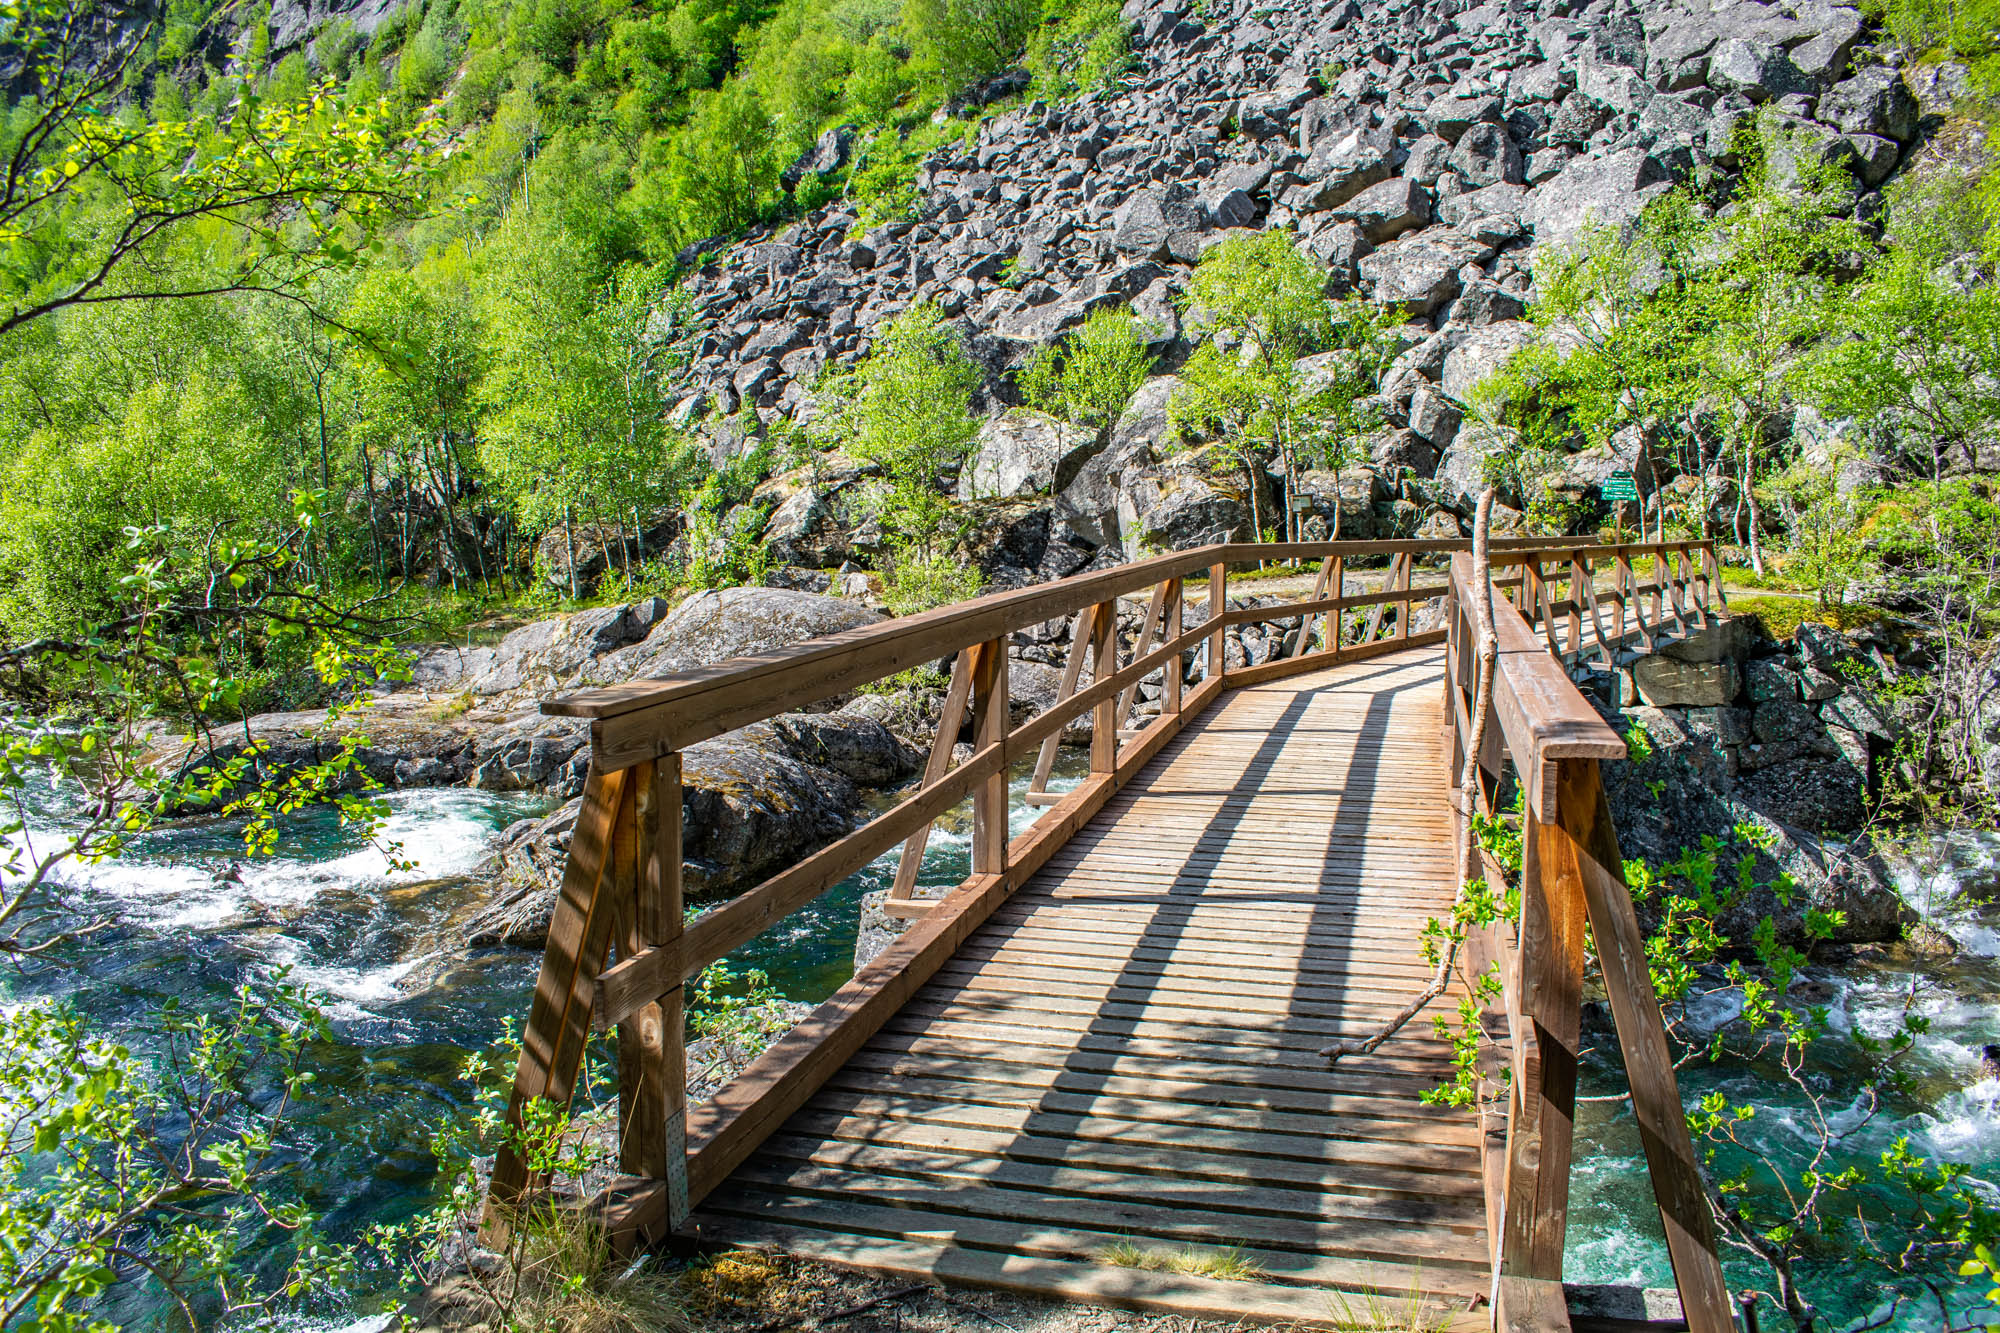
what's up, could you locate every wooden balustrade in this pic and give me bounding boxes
[484,533,1734,1333]
[1444,552,1733,1333]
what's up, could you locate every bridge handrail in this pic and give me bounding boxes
[487,532,1733,1333]
[1443,548,1734,1333]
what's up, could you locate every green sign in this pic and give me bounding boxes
[1602,469,1639,502]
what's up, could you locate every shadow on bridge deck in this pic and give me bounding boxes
[687,643,1491,1329]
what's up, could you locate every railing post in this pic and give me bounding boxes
[1207,562,1227,684]
[1552,759,1736,1333]
[1090,601,1118,774]
[1325,554,1344,654]
[1703,543,1730,618]
[1566,554,1584,662]
[970,637,1009,875]
[482,762,630,1245]
[1500,774,1585,1282]
[1162,577,1183,716]
[622,755,688,1234]
[892,650,975,893]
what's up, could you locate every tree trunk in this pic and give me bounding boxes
[564,506,581,602]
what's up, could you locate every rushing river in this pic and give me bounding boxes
[9,773,1999,1331]
[1566,832,2000,1329]
[2,763,1081,1331]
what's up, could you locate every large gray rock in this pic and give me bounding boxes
[1521,148,1673,247]
[1113,188,1204,263]
[781,125,854,191]
[1287,122,1399,211]
[1633,655,1742,707]
[1456,123,1528,189]
[962,410,1098,500]
[1357,230,1492,315]
[1820,67,1919,142]
[1705,38,1813,102]
[463,600,671,697]
[1117,461,1252,557]
[594,587,884,682]
[1326,176,1431,241]
[1441,320,1538,402]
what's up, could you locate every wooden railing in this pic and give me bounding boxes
[1445,549,1732,1333]
[483,534,1734,1333]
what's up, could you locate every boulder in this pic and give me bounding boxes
[1326,176,1431,241]
[1117,462,1253,558]
[1705,38,1813,102]
[1287,122,1399,211]
[962,410,1099,500]
[593,587,884,683]
[1521,148,1673,247]
[1820,67,1919,142]
[1357,230,1492,315]
[1113,188,1205,263]
[1736,757,1867,834]
[1447,122,1524,187]
[1632,655,1741,708]
[1441,320,1538,401]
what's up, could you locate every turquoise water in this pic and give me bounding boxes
[4,760,1081,1330]
[13,769,1998,1329]
[1563,833,2000,1328]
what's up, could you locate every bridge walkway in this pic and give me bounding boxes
[688,646,1490,1325]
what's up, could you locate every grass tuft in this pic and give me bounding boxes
[1093,1240,1267,1281]
[1323,1271,1454,1333]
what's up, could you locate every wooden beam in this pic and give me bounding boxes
[970,639,1008,877]
[1494,1275,1572,1333]
[1500,781,1587,1279]
[1029,606,1096,798]
[1556,760,1733,1333]
[482,762,629,1243]
[1090,598,1117,775]
[889,649,974,902]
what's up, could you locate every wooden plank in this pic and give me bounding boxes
[699,1187,1489,1286]
[686,1218,1491,1329]
[1030,605,1096,796]
[1499,774,1587,1279]
[482,762,629,1240]
[971,639,1007,877]
[1557,760,1733,1333]
[1090,597,1118,774]
[889,648,974,900]
[1208,561,1226,682]
[661,669,1229,1215]
[1495,1275,1573,1333]
[1222,629,1446,689]
[1162,578,1183,715]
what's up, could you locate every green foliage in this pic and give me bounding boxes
[1171,230,1398,541]
[1861,0,2000,90]
[1477,135,1866,558]
[0,980,351,1332]
[1025,0,1132,100]
[882,550,986,615]
[1020,304,1157,447]
[815,302,981,560]
[903,0,1042,93]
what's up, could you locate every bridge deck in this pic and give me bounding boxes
[688,645,1490,1326]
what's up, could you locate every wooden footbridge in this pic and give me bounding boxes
[486,538,1738,1333]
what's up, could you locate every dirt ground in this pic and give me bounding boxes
[678,1250,1306,1333]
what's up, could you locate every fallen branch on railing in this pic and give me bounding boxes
[1324,488,1499,1064]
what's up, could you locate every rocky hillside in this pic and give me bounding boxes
[664,0,1943,580]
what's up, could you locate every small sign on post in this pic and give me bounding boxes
[1602,469,1639,542]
